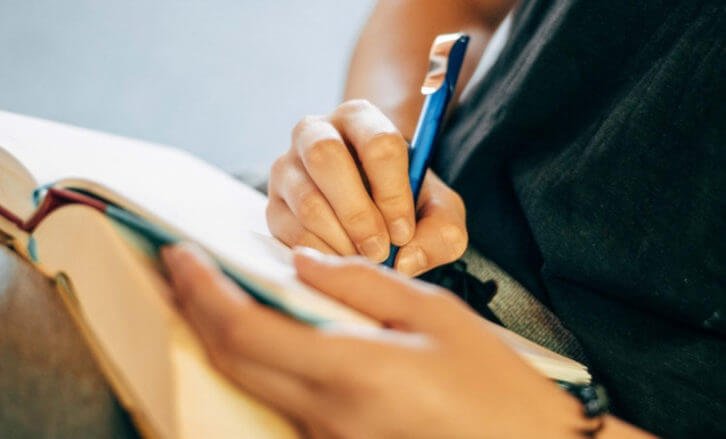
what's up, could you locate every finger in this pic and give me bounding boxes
[303,423,338,439]
[395,175,468,276]
[266,197,337,255]
[161,243,344,381]
[329,100,415,245]
[208,352,316,422]
[269,154,357,255]
[292,115,389,262]
[293,247,456,331]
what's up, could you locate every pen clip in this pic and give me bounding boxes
[420,33,470,95]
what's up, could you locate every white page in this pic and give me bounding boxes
[0,110,269,235]
[0,110,374,325]
[0,110,587,380]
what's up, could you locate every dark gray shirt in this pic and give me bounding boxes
[433,1,725,436]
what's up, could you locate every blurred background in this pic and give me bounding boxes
[0,1,374,173]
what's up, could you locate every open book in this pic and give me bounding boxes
[0,110,590,438]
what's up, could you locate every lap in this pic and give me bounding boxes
[0,246,138,439]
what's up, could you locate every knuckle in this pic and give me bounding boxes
[269,155,287,178]
[216,315,245,352]
[285,226,306,246]
[328,352,376,389]
[439,223,468,259]
[449,189,466,213]
[291,115,321,140]
[302,139,343,167]
[335,98,373,116]
[362,132,407,163]
[292,227,321,249]
[341,208,375,232]
[176,265,217,306]
[375,192,411,215]
[266,204,304,246]
[356,358,405,396]
[326,359,356,387]
[268,156,289,189]
[295,190,327,225]
[265,201,282,231]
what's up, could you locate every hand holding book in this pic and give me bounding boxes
[0,110,592,438]
[161,244,596,438]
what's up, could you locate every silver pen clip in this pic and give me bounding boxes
[420,32,467,95]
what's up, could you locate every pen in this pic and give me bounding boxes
[384,33,469,268]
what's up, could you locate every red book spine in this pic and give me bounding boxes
[0,204,25,229]
[0,188,107,233]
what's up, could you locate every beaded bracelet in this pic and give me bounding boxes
[558,382,609,437]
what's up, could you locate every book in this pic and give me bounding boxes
[0,110,591,438]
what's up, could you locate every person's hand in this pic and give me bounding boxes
[267,99,467,276]
[162,243,593,439]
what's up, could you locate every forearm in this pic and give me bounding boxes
[344,0,514,138]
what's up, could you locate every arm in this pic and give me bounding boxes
[344,0,515,138]
[266,1,516,275]
[162,244,657,438]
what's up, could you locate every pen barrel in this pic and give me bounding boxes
[383,33,468,269]
[408,87,450,200]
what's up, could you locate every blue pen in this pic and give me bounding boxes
[384,33,469,267]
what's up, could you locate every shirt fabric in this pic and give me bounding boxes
[432,1,725,436]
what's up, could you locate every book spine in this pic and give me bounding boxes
[24,188,106,231]
[0,203,24,229]
[0,187,109,234]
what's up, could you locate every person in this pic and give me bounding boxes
[162,0,725,437]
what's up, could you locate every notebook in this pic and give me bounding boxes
[0,110,590,438]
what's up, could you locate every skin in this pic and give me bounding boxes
[267,0,516,275]
[166,1,657,436]
[267,101,467,276]
[162,244,655,438]
[344,0,515,137]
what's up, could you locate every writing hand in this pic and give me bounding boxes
[267,99,467,276]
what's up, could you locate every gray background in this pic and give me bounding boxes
[0,1,373,173]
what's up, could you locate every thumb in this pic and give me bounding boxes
[293,247,454,331]
[394,186,468,277]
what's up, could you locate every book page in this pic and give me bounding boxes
[0,111,376,326]
[0,110,269,253]
[0,144,39,220]
[33,204,300,438]
[0,110,588,381]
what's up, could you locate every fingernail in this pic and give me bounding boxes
[389,218,412,245]
[358,235,388,261]
[396,247,427,276]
